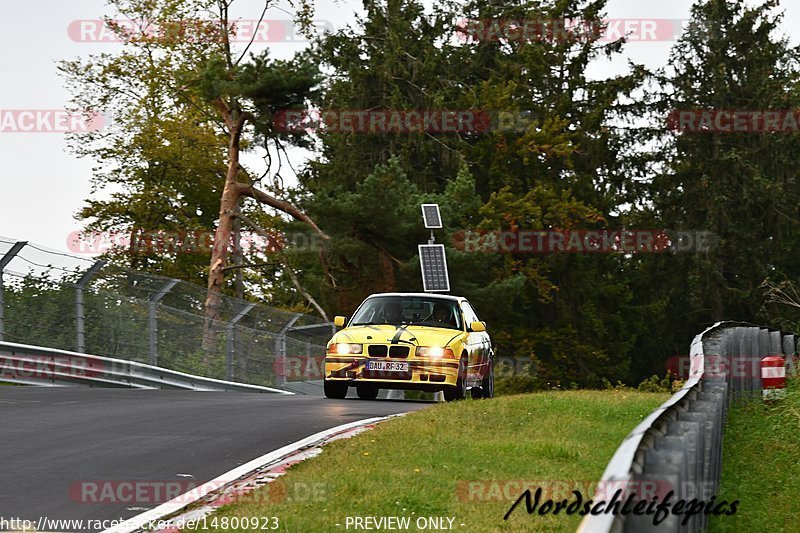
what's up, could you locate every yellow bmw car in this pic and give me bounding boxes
[323,293,494,401]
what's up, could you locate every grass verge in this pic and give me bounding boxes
[710,378,800,532]
[196,390,666,532]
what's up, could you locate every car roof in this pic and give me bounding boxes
[365,292,464,302]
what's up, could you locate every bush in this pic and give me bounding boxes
[637,373,673,393]
[495,374,542,395]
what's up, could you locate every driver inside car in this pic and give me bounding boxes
[430,302,453,327]
[382,301,404,324]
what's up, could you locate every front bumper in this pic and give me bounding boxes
[324,356,459,387]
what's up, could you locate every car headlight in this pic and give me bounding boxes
[416,346,455,358]
[328,343,363,355]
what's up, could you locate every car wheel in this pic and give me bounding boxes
[324,380,348,399]
[444,354,468,402]
[356,384,379,400]
[481,358,494,399]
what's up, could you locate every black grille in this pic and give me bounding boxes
[368,345,388,357]
[389,346,409,358]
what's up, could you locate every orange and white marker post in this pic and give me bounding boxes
[761,356,786,401]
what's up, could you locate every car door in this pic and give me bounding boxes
[460,300,487,382]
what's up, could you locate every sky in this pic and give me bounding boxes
[1,0,797,254]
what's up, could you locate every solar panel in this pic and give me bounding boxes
[421,204,442,229]
[418,244,450,292]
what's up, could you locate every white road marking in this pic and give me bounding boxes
[103,414,405,533]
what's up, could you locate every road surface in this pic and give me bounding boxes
[0,387,429,529]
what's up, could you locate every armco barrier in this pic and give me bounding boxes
[578,322,796,533]
[0,341,291,394]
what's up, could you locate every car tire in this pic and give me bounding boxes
[480,358,494,399]
[324,380,348,399]
[444,354,468,402]
[356,384,379,400]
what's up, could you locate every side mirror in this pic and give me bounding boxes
[334,316,347,327]
[469,321,486,332]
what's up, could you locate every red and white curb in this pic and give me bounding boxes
[103,414,406,533]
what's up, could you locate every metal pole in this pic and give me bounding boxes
[226,302,256,381]
[75,260,106,353]
[274,314,301,386]
[0,241,26,342]
[149,279,179,366]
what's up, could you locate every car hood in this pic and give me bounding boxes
[330,324,465,347]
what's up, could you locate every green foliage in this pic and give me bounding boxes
[286,0,653,387]
[58,0,229,285]
[61,0,800,390]
[711,377,800,531]
[636,373,673,393]
[60,0,322,303]
[494,374,543,396]
[649,0,800,323]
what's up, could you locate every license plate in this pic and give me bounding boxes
[366,360,409,372]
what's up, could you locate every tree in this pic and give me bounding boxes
[59,0,229,285]
[61,0,332,328]
[650,0,800,325]
[291,0,651,387]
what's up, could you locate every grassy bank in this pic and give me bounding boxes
[710,379,800,532]
[196,390,666,532]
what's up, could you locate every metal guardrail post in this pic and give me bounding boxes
[75,259,106,353]
[148,279,179,366]
[226,302,255,381]
[578,323,797,533]
[274,314,301,386]
[0,241,26,342]
[783,334,796,374]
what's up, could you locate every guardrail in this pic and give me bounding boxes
[0,238,332,390]
[578,322,796,533]
[0,341,292,394]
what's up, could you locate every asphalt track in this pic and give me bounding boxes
[0,387,430,530]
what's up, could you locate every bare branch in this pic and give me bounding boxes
[238,183,330,240]
[762,279,800,310]
[235,1,271,66]
[233,210,329,321]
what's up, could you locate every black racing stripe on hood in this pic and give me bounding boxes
[390,324,417,345]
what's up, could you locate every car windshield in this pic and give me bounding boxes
[350,296,462,330]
